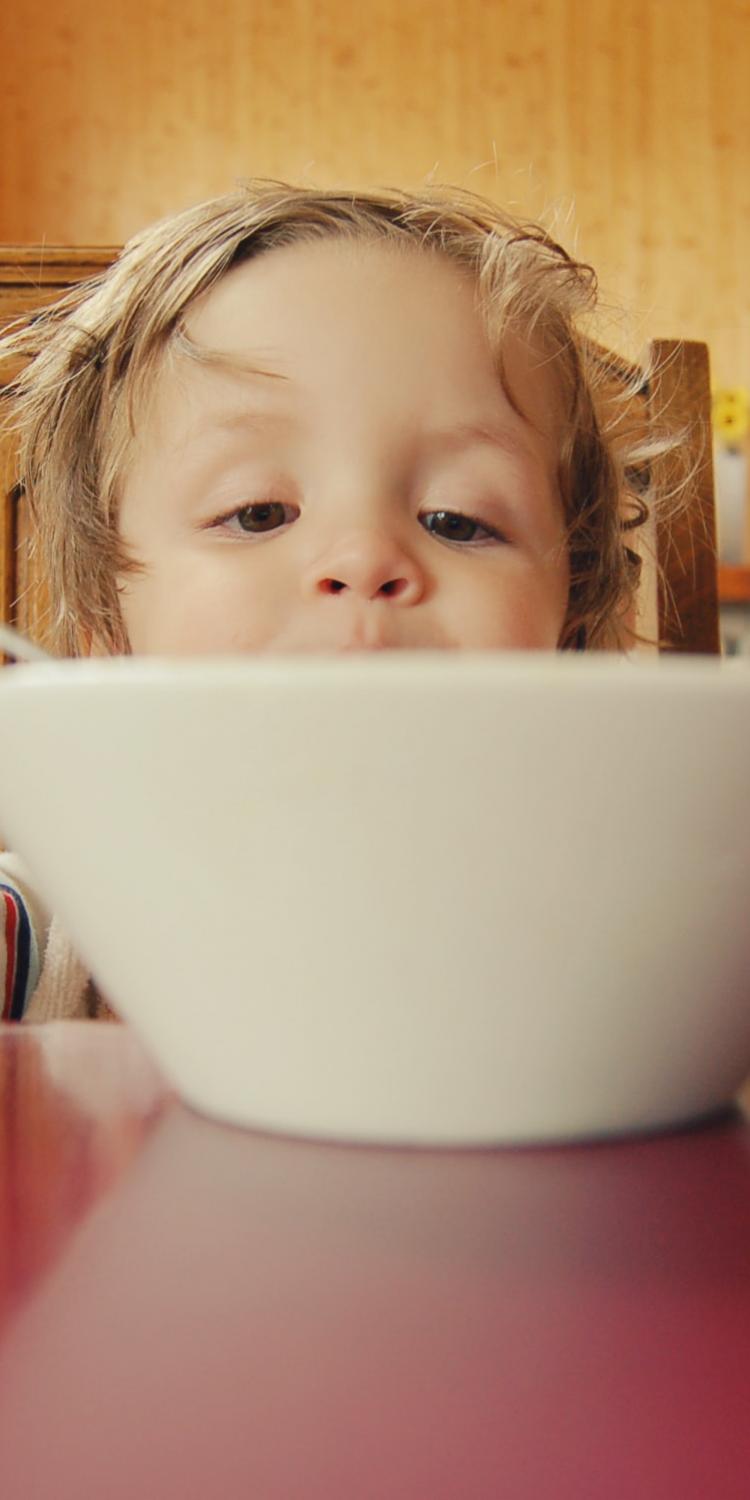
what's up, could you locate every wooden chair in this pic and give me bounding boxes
[0,249,721,657]
[0,249,117,651]
[590,337,720,654]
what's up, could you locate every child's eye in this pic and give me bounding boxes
[210,503,507,546]
[420,510,508,546]
[212,502,295,535]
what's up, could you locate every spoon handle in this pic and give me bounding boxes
[0,623,54,664]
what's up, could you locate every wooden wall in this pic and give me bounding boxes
[1,0,749,384]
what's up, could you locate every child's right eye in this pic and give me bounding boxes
[209,502,509,547]
[211,502,295,535]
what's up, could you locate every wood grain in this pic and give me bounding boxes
[0,0,748,384]
[647,339,721,653]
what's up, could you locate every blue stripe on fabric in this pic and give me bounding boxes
[0,882,32,1020]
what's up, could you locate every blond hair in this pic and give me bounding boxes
[1,181,677,655]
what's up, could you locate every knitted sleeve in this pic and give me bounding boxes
[21,911,105,1021]
[0,853,116,1021]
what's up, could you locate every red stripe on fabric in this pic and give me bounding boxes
[2,890,18,1021]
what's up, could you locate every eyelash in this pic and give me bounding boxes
[208,502,509,547]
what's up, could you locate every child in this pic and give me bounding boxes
[0,180,669,1022]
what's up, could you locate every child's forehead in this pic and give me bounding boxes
[182,233,476,349]
[171,234,567,451]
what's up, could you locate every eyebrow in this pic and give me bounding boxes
[193,407,299,440]
[423,420,530,463]
[188,406,530,461]
[177,327,537,447]
[176,331,538,465]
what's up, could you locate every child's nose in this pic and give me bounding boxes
[306,531,424,605]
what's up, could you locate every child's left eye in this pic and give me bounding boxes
[210,503,506,545]
[420,510,507,545]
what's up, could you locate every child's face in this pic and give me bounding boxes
[116,237,570,655]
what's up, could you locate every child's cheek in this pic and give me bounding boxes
[477,556,569,651]
[117,557,277,655]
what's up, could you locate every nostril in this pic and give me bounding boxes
[321,578,403,596]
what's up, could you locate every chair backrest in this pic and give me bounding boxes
[650,339,721,653]
[0,250,721,657]
[590,337,720,654]
[0,249,115,654]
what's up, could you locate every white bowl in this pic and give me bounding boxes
[1,651,749,1145]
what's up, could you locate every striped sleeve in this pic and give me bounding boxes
[1,883,35,1020]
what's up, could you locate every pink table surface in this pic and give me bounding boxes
[2,1020,750,1499]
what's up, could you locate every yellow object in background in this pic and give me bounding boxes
[712,388,750,445]
[713,389,749,567]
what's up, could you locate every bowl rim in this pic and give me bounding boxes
[0,648,746,695]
